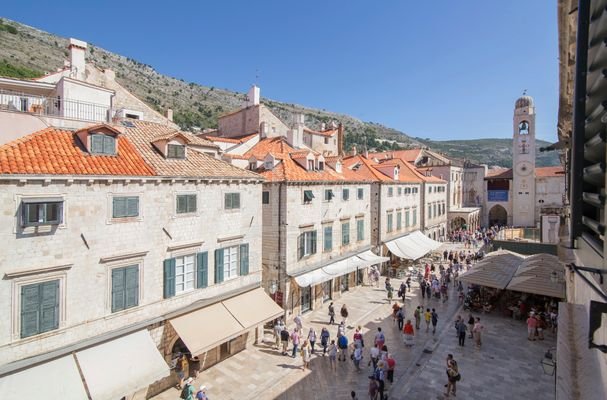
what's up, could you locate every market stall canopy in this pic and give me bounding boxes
[0,355,88,400]
[506,254,566,298]
[457,250,525,289]
[76,330,169,400]
[385,230,442,260]
[222,287,284,330]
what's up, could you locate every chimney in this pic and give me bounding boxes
[337,123,344,156]
[352,145,357,156]
[68,38,87,81]
[166,108,174,122]
[287,113,305,148]
[321,122,326,131]
[247,85,260,107]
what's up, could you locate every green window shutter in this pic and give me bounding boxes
[91,134,103,153]
[163,258,176,299]
[39,280,59,334]
[127,197,139,217]
[111,268,126,312]
[324,226,332,251]
[113,197,126,218]
[224,194,231,209]
[197,252,208,288]
[103,135,116,154]
[124,266,139,309]
[311,230,317,254]
[176,196,186,214]
[20,283,41,338]
[234,193,240,209]
[215,249,224,283]
[239,244,249,276]
[298,234,304,259]
[187,195,197,213]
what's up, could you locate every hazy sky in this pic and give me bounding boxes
[2,1,558,142]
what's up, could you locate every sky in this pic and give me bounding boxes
[2,1,559,142]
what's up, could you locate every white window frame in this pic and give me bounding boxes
[223,245,239,280]
[302,230,316,256]
[174,253,196,294]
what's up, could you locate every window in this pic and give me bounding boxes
[225,193,240,210]
[167,144,186,159]
[387,213,393,232]
[356,219,364,241]
[324,226,333,252]
[176,194,197,214]
[213,245,248,284]
[163,252,209,298]
[388,187,393,197]
[429,186,433,193]
[433,204,437,217]
[307,160,315,170]
[442,203,446,214]
[342,188,350,201]
[324,137,329,144]
[111,265,139,313]
[405,209,410,227]
[412,208,417,226]
[325,189,335,201]
[341,222,350,246]
[262,191,270,204]
[223,246,239,279]
[357,188,364,200]
[112,196,139,218]
[20,280,59,338]
[264,160,273,170]
[397,187,402,196]
[428,205,432,219]
[397,211,402,230]
[413,187,418,194]
[318,161,325,171]
[21,199,63,227]
[298,230,317,259]
[303,190,315,204]
[90,133,116,155]
[249,162,257,170]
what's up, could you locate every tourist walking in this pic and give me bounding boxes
[195,385,208,400]
[527,313,538,341]
[368,375,379,400]
[341,304,349,326]
[420,280,426,299]
[374,327,385,349]
[180,377,195,400]
[444,354,460,397]
[414,306,421,329]
[375,361,386,400]
[353,327,364,349]
[431,308,439,334]
[396,307,405,331]
[291,328,300,358]
[473,317,484,348]
[280,326,290,355]
[467,314,475,339]
[308,327,317,353]
[294,313,303,333]
[456,317,467,346]
[424,308,431,332]
[301,340,311,371]
[352,344,363,371]
[403,319,415,347]
[386,353,396,383]
[337,321,346,338]
[369,344,380,370]
[338,332,349,361]
[273,319,284,350]
[320,327,330,355]
[328,302,336,325]
[392,302,400,324]
[328,339,338,371]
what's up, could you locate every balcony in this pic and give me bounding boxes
[0,89,111,123]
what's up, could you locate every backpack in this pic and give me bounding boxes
[338,335,348,348]
[180,384,190,399]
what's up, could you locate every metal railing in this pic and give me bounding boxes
[0,89,111,123]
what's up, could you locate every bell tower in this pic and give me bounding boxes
[512,93,536,227]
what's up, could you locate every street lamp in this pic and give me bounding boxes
[540,348,556,399]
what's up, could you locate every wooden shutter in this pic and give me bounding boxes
[234,193,240,209]
[214,249,224,283]
[113,197,126,218]
[124,266,139,309]
[298,234,304,259]
[239,244,249,276]
[176,195,186,214]
[311,230,317,254]
[163,258,176,298]
[111,268,126,312]
[39,280,59,334]
[224,194,231,209]
[197,252,208,288]
[126,197,139,217]
[187,195,196,213]
[20,283,41,338]
[103,135,116,154]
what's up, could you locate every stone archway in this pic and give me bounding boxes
[451,217,467,231]
[488,205,508,227]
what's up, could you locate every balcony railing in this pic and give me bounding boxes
[0,89,111,123]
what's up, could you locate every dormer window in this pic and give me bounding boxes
[249,162,257,170]
[307,160,315,170]
[167,144,185,159]
[318,161,325,171]
[394,167,400,180]
[265,160,273,170]
[90,133,116,155]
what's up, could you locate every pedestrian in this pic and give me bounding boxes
[386,284,393,303]
[337,321,346,338]
[473,317,484,348]
[338,331,349,361]
[414,306,421,329]
[328,339,338,371]
[328,302,336,325]
[467,314,475,339]
[431,308,439,334]
[320,327,330,356]
[425,284,431,299]
[368,375,379,400]
[273,319,283,350]
[352,344,363,371]
[406,277,412,292]
[353,327,364,349]
[374,327,385,349]
[307,327,317,353]
[444,354,460,397]
[537,314,546,340]
[386,353,396,383]
[397,307,405,331]
[375,361,386,400]
[180,377,195,400]
[527,312,538,341]
[403,319,415,347]
[280,326,290,355]
[176,353,189,390]
[291,328,300,358]
[369,344,380,370]
[398,282,406,299]
[456,317,467,346]
[195,385,208,400]
[341,304,349,326]
[294,313,303,333]
[424,308,432,332]
[301,340,311,371]
[420,280,426,299]
[392,301,400,324]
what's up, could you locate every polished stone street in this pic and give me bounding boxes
[153,245,556,400]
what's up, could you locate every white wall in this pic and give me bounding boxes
[379,183,422,243]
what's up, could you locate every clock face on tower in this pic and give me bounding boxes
[516,161,532,176]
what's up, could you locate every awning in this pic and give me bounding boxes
[385,230,441,260]
[76,330,169,400]
[171,302,244,356]
[0,355,88,400]
[322,256,365,276]
[222,288,283,329]
[294,268,333,287]
[457,250,525,289]
[355,250,389,267]
[506,254,566,298]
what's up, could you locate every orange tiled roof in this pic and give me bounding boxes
[243,137,297,160]
[122,120,260,179]
[370,149,423,163]
[343,155,423,183]
[303,127,338,137]
[485,168,513,179]
[0,127,154,176]
[203,133,258,144]
[536,166,565,177]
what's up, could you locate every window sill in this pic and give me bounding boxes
[109,216,142,224]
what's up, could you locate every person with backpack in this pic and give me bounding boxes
[338,333,349,361]
[375,361,386,400]
[179,377,195,400]
[431,308,439,334]
[320,327,330,356]
[280,326,290,355]
[444,354,460,397]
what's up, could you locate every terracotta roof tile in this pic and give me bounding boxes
[0,127,154,176]
[202,133,258,144]
[370,149,422,163]
[485,168,513,179]
[536,166,565,177]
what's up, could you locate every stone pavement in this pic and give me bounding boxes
[152,243,556,400]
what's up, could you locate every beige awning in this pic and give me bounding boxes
[171,302,244,356]
[76,330,169,400]
[506,254,565,298]
[223,287,283,329]
[385,230,442,260]
[457,250,525,289]
[0,355,88,400]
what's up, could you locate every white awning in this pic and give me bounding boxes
[76,330,170,400]
[355,250,390,267]
[322,255,365,276]
[385,230,441,260]
[222,288,284,329]
[0,355,88,400]
[294,268,334,287]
